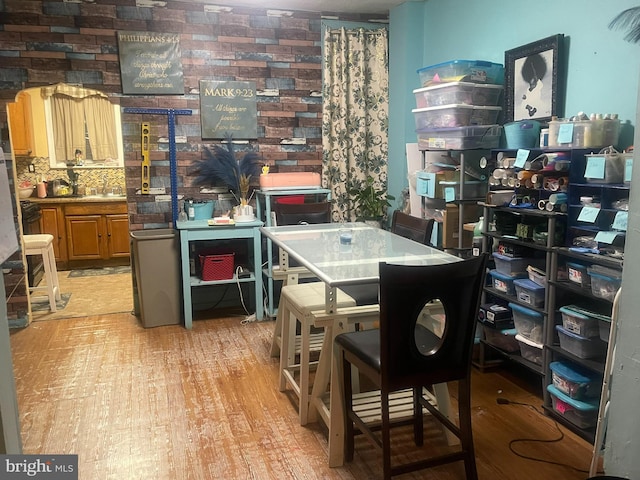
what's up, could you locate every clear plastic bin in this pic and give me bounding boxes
[515,334,543,365]
[587,266,622,301]
[527,265,547,287]
[412,104,501,129]
[566,261,590,288]
[584,153,626,184]
[556,325,607,359]
[549,360,602,400]
[413,82,503,108]
[547,384,599,429]
[489,269,526,295]
[600,320,611,343]
[513,278,545,308]
[548,118,620,148]
[559,306,601,338]
[493,252,530,276]
[482,326,519,353]
[417,59,505,86]
[509,302,544,343]
[416,124,501,150]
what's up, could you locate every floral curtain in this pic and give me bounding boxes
[322,26,389,222]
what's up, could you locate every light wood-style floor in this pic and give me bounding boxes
[9,311,599,480]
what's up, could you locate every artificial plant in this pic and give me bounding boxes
[193,135,260,205]
[347,176,395,221]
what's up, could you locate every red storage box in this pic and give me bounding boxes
[199,253,235,281]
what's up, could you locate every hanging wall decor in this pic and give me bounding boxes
[117,31,185,95]
[504,34,565,123]
[199,80,258,139]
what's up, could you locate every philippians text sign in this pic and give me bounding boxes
[117,31,184,95]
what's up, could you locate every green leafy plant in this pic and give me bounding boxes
[348,176,395,221]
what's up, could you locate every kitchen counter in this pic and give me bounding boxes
[26,195,127,204]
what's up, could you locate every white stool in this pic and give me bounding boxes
[24,234,61,312]
[278,282,356,425]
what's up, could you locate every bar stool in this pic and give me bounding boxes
[278,281,356,425]
[24,234,61,312]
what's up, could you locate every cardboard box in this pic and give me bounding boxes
[442,204,480,248]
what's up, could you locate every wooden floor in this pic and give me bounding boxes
[9,312,598,479]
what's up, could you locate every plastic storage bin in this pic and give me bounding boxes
[504,120,542,149]
[417,59,505,86]
[584,153,626,184]
[509,302,544,343]
[556,325,607,359]
[515,334,543,365]
[549,360,602,400]
[482,326,520,352]
[547,384,599,429]
[199,252,235,281]
[513,278,545,308]
[548,118,620,148]
[600,319,611,342]
[478,303,513,329]
[566,261,591,288]
[489,269,526,295]
[412,104,501,129]
[559,306,601,338]
[587,266,622,301]
[493,252,530,276]
[416,124,501,150]
[527,265,547,287]
[413,82,503,108]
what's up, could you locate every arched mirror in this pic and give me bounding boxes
[415,299,446,354]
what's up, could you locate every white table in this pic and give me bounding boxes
[260,222,461,466]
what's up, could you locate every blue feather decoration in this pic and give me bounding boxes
[193,136,260,200]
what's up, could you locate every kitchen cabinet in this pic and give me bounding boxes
[39,205,67,265]
[7,91,34,156]
[65,202,129,262]
[33,199,129,269]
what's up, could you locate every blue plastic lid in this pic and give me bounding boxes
[513,278,545,292]
[549,360,599,383]
[556,324,594,341]
[489,269,527,281]
[558,306,590,320]
[417,59,503,72]
[508,302,543,318]
[588,271,622,282]
[547,384,598,411]
[566,261,588,270]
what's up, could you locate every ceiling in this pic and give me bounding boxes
[190,0,405,15]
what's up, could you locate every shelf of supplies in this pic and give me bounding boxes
[189,273,256,287]
[479,339,543,374]
[546,344,605,375]
[553,247,623,269]
[483,286,547,315]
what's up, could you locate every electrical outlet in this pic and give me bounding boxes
[28,164,35,173]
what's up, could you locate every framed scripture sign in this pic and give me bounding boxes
[504,34,565,123]
[200,80,257,139]
[117,31,185,95]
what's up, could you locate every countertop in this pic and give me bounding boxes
[25,195,127,204]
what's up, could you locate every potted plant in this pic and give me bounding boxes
[348,176,395,227]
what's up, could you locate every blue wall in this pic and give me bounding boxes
[388,0,639,202]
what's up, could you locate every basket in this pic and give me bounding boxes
[199,253,235,281]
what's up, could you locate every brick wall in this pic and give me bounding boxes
[0,0,386,324]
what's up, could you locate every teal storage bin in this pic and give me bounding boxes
[549,360,602,400]
[504,120,541,149]
[509,302,544,344]
[547,384,599,429]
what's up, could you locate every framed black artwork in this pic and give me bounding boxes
[504,34,565,123]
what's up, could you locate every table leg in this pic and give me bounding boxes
[179,231,193,329]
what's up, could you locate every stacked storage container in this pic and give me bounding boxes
[413,60,504,150]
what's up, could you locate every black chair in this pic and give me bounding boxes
[390,210,435,246]
[341,210,436,306]
[334,254,488,479]
[273,201,331,226]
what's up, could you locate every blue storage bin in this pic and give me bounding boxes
[566,261,590,288]
[556,325,607,359]
[547,384,599,429]
[559,306,601,338]
[417,60,504,86]
[489,269,526,295]
[549,360,602,400]
[513,278,545,307]
[509,302,544,343]
[492,252,530,276]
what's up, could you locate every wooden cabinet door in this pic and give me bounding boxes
[106,214,130,258]
[40,206,68,263]
[7,92,33,156]
[66,215,104,260]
